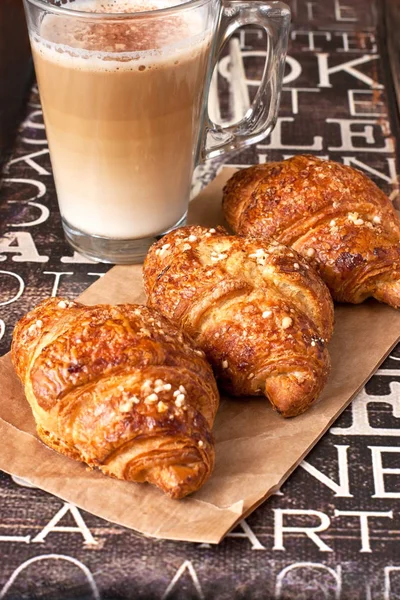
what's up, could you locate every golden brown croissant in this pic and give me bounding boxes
[222,154,400,307]
[11,298,219,499]
[143,225,334,417]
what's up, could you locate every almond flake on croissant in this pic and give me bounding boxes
[11,298,219,499]
[143,225,334,417]
[222,154,400,307]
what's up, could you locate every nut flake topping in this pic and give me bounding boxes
[142,379,153,392]
[249,248,267,266]
[306,248,315,258]
[120,399,134,413]
[156,243,170,257]
[175,394,185,407]
[281,316,293,329]
[262,310,272,318]
[145,393,158,404]
[57,300,69,309]
[294,371,307,383]
[347,212,364,225]
[154,383,163,393]
[222,360,229,369]
[250,249,265,257]
[28,319,43,333]
[211,250,227,262]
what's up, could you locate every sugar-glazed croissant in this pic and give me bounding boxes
[223,154,400,307]
[143,225,334,417]
[11,298,219,499]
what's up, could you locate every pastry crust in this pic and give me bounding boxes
[143,226,333,417]
[11,298,219,499]
[222,155,400,307]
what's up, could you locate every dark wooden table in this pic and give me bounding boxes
[1,1,400,598]
[0,0,32,169]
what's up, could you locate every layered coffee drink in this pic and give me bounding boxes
[31,0,212,239]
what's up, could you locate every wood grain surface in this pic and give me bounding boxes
[0,0,32,168]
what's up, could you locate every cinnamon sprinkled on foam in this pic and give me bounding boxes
[33,0,212,73]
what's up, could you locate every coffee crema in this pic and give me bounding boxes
[32,0,212,239]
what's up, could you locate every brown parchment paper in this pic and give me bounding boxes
[1,168,400,544]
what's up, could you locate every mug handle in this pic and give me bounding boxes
[202,1,291,161]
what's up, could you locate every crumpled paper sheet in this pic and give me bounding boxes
[0,168,399,544]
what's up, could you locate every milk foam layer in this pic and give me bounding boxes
[32,0,212,239]
[32,0,207,70]
[63,0,188,13]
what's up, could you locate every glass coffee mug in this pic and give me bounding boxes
[24,0,290,263]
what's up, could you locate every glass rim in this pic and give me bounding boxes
[24,0,214,19]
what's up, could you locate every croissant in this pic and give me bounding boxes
[222,154,400,307]
[143,225,334,417]
[11,298,219,499]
